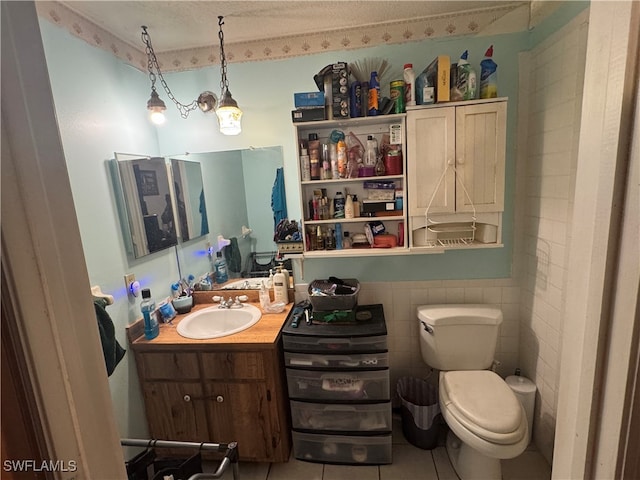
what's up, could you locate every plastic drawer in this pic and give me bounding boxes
[286,368,389,401]
[290,400,391,432]
[282,335,387,353]
[292,431,392,464]
[284,352,388,369]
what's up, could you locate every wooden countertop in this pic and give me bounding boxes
[127,301,293,350]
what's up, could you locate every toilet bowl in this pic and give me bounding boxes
[417,305,528,480]
[440,370,528,479]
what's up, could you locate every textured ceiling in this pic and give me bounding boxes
[37,1,558,71]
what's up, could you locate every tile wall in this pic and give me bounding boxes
[515,11,588,464]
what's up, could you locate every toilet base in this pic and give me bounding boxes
[446,430,502,480]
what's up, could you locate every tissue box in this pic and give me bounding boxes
[294,92,325,108]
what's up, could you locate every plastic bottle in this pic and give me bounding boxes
[364,135,378,177]
[278,262,291,290]
[335,223,343,249]
[300,148,311,181]
[336,139,347,178]
[343,231,352,249]
[140,288,159,340]
[457,50,477,100]
[368,71,380,116]
[259,281,271,310]
[316,225,325,250]
[273,267,288,303]
[352,195,360,217]
[403,63,416,106]
[345,194,354,219]
[334,191,345,218]
[329,143,339,179]
[308,133,321,180]
[480,45,498,99]
[321,143,332,179]
[214,251,228,284]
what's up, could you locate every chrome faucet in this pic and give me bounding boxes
[218,296,244,309]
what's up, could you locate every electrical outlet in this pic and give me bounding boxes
[124,273,136,291]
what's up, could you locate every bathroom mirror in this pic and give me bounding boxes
[170,158,209,242]
[112,153,178,258]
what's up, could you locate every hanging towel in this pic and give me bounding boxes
[271,167,287,230]
[94,298,126,376]
[199,188,209,236]
[223,237,242,273]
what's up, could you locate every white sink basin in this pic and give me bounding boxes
[177,304,262,339]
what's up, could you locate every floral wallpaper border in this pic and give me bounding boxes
[36,1,524,72]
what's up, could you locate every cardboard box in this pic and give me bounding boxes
[292,107,326,122]
[294,92,325,108]
[423,55,450,103]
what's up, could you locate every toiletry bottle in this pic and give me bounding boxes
[273,267,288,303]
[268,268,274,288]
[140,288,159,340]
[316,225,325,250]
[480,45,498,99]
[336,139,347,178]
[278,262,291,290]
[321,143,332,179]
[300,148,311,181]
[214,251,228,284]
[403,63,416,106]
[345,194,354,219]
[368,71,379,116]
[352,195,360,217]
[259,280,271,310]
[334,191,345,218]
[329,143,339,179]
[325,229,336,250]
[335,223,343,249]
[308,133,321,180]
[343,231,352,249]
[365,135,378,171]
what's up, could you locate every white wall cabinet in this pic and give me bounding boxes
[407,99,507,249]
[293,114,409,258]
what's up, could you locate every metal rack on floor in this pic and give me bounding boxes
[121,438,239,480]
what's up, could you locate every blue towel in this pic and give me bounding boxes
[271,167,287,230]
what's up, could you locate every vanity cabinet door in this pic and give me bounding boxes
[204,381,278,462]
[142,381,210,443]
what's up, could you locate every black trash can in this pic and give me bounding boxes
[397,377,441,450]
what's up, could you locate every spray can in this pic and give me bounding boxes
[390,80,405,113]
[368,71,379,116]
[403,63,416,106]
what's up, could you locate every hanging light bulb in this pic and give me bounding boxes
[147,89,167,125]
[216,16,242,135]
[141,26,217,125]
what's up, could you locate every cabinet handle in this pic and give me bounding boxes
[447,158,455,166]
[457,157,464,165]
[216,395,224,403]
[183,395,191,402]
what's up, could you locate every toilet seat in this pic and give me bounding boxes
[441,370,526,445]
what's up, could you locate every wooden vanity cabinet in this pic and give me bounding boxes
[132,347,291,462]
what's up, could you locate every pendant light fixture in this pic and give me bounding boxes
[215,16,242,135]
[142,21,243,136]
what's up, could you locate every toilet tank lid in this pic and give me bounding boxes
[417,304,503,326]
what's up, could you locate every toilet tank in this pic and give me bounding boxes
[417,304,502,371]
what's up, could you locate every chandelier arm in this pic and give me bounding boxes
[141,26,198,119]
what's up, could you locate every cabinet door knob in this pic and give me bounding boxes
[216,395,224,403]
[457,157,464,165]
[183,395,191,402]
[447,158,455,166]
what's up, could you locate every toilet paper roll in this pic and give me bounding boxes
[506,375,536,445]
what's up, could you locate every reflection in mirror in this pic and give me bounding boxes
[171,147,285,283]
[113,153,178,258]
[170,158,209,242]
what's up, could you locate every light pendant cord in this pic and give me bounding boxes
[142,26,199,118]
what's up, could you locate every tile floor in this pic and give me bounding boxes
[208,415,552,480]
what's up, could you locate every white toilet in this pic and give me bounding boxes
[417,304,528,480]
